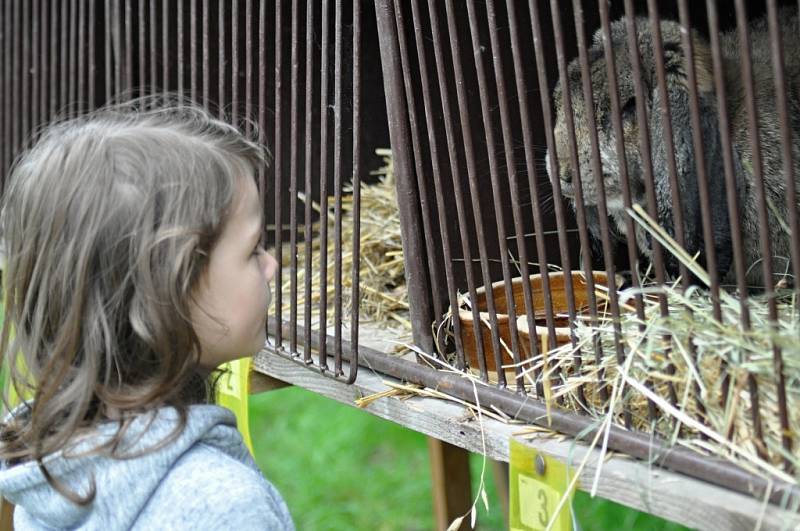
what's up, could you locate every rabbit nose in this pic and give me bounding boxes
[561,169,573,183]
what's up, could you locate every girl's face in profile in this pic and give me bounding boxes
[191,174,278,369]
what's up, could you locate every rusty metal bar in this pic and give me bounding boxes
[176,0,183,95]
[231,0,238,123]
[149,0,156,94]
[333,0,344,370]
[272,0,284,348]
[162,0,168,95]
[548,0,611,403]
[124,0,131,93]
[425,0,489,381]
[245,0,252,131]
[190,0,197,100]
[570,0,628,401]
[202,0,209,106]
[90,0,96,108]
[347,0,361,384]
[405,0,466,369]
[443,0,507,387]
[31,0,39,133]
[39,0,48,122]
[317,0,330,366]
[1,0,8,176]
[303,0,314,363]
[78,0,86,111]
[489,0,548,393]
[68,0,77,106]
[12,0,20,154]
[733,0,771,461]
[390,0,446,343]
[137,0,145,96]
[377,0,437,364]
[621,1,670,310]
[464,0,523,388]
[218,1,225,110]
[271,318,800,508]
[288,0,299,354]
[765,0,795,466]
[518,0,574,400]
[259,0,268,339]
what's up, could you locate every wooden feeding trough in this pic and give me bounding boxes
[457,271,617,375]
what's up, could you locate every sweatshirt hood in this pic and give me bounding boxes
[0,404,252,529]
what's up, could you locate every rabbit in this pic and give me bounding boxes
[547,8,800,290]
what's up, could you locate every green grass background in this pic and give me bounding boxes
[249,387,690,531]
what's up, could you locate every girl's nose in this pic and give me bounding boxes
[263,251,278,282]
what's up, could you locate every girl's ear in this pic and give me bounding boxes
[649,38,733,282]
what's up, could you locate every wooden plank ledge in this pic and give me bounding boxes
[252,348,800,531]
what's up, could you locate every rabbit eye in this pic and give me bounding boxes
[621,97,637,119]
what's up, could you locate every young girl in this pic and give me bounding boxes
[0,98,293,530]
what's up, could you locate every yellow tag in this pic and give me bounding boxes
[217,358,254,454]
[509,438,575,531]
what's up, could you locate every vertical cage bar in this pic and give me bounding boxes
[12,0,20,154]
[190,0,197,101]
[405,0,467,369]
[245,0,252,130]
[426,0,490,381]
[149,0,156,94]
[464,0,522,386]
[621,0,670,307]
[346,0,360,383]
[549,0,611,403]
[105,0,112,102]
[218,2,225,113]
[392,0,447,344]
[765,0,795,465]
[302,0,314,363]
[487,0,548,394]
[138,0,145,96]
[124,0,132,93]
[231,0,238,123]
[273,0,284,347]
[39,0,48,121]
[1,0,7,176]
[317,0,330,366]
[31,0,39,132]
[376,0,436,362]
[21,0,29,144]
[733,0,771,460]
[176,0,183,96]
[570,0,629,396]
[259,0,268,336]
[443,0,508,387]
[113,0,121,99]
[67,0,76,106]
[333,0,344,366]
[78,0,86,112]
[202,0,209,106]
[162,0,168,96]
[288,0,299,354]
[90,0,96,108]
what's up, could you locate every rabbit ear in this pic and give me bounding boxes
[649,39,733,282]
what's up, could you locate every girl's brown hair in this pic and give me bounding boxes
[0,96,266,503]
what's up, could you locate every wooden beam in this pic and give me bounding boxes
[428,437,472,531]
[249,370,291,394]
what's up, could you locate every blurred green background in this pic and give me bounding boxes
[249,386,689,531]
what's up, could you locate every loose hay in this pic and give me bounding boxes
[271,149,412,341]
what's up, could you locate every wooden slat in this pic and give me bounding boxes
[251,344,800,531]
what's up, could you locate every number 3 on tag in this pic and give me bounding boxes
[509,438,576,531]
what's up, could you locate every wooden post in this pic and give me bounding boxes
[427,437,472,531]
[1,498,13,529]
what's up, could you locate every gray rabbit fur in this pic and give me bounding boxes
[548,9,800,289]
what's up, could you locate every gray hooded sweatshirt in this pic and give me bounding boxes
[0,405,294,530]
